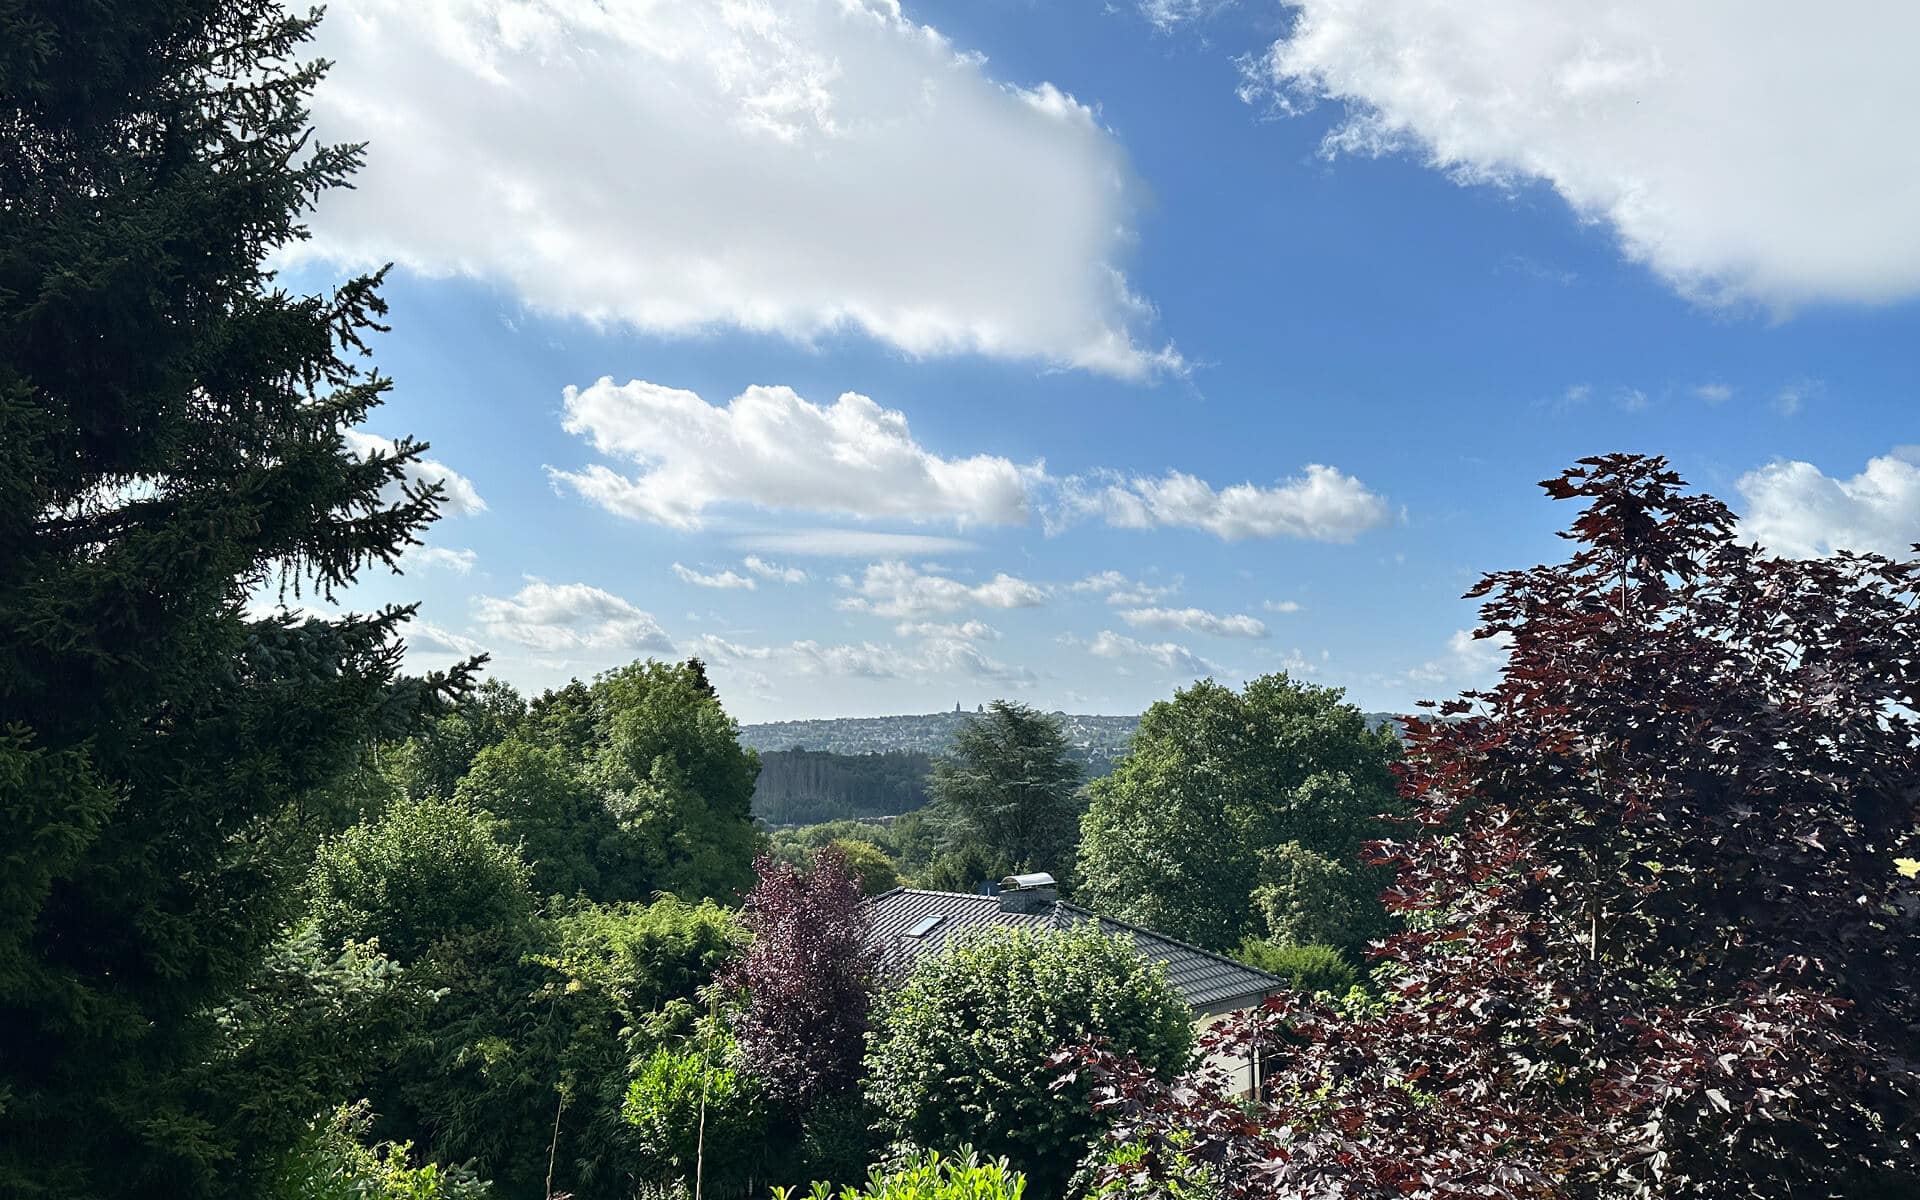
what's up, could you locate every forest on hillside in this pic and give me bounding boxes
[752,749,933,825]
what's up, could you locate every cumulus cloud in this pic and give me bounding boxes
[696,630,1031,685]
[1405,627,1514,688]
[550,380,1040,531]
[1736,449,1920,559]
[473,579,672,653]
[1119,606,1267,638]
[733,529,981,558]
[410,546,479,573]
[673,563,757,590]
[839,562,1049,619]
[343,430,487,516]
[1243,2,1920,309]
[1071,570,1181,606]
[298,0,1176,376]
[405,621,487,659]
[894,619,1000,641]
[551,379,1393,543]
[742,556,808,584]
[1057,465,1391,541]
[1085,630,1224,677]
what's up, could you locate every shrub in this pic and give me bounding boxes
[270,1104,491,1200]
[773,1150,1026,1200]
[864,925,1192,1196]
[1233,940,1358,996]
[307,797,533,962]
[623,1033,771,1199]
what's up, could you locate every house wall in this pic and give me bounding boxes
[1195,1006,1263,1096]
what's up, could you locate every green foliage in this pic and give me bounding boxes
[1233,940,1359,996]
[269,1104,491,1200]
[864,926,1193,1196]
[370,897,741,1200]
[591,660,762,902]
[456,737,637,900]
[623,1032,771,1199]
[827,839,904,895]
[307,797,534,962]
[927,701,1085,882]
[390,680,527,802]
[773,1150,1027,1200]
[0,1,473,1193]
[1251,840,1385,952]
[1076,675,1400,952]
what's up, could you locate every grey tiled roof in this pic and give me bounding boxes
[866,888,1285,1016]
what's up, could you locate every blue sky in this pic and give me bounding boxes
[285,0,1920,722]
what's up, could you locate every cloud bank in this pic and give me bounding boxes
[1737,449,1920,559]
[1245,1,1920,308]
[301,0,1176,376]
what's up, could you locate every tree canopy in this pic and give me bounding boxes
[1070,455,1920,1199]
[926,700,1085,886]
[0,2,472,1193]
[1075,675,1400,953]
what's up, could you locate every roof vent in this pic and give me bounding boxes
[998,872,1057,915]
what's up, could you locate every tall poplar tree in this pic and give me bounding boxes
[0,2,471,1195]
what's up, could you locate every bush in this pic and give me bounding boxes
[1234,940,1359,996]
[623,1033,771,1199]
[270,1104,491,1200]
[307,797,533,962]
[773,1150,1025,1200]
[864,925,1192,1196]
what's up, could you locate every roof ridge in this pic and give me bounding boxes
[891,887,998,901]
[1056,900,1287,986]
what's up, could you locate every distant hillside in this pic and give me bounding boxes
[753,748,932,826]
[740,709,1413,781]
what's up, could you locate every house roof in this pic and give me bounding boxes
[866,887,1285,1017]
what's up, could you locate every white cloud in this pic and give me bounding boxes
[473,579,672,653]
[1118,606,1267,639]
[1085,630,1224,677]
[894,619,999,641]
[742,555,808,584]
[1693,383,1733,405]
[673,562,757,590]
[1071,570,1181,606]
[733,529,981,558]
[299,0,1177,377]
[839,561,1049,619]
[1245,2,1920,309]
[1138,0,1235,32]
[405,621,487,659]
[1736,449,1920,559]
[1263,598,1302,613]
[1404,627,1513,689]
[700,629,1031,685]
[1058,465,1391,541]
[343,430,487,516]
[551,380,1040,530]
[410,545,478,573]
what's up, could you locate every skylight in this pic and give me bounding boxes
[905,915,944,938]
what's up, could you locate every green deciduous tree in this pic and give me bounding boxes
[307,797,533,963]
[864,925,1192,1196]
[927,701,1084,884]
[0,2,472,1194]
[1075,676,1399,953]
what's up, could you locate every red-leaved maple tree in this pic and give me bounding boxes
[1061,455,1920,1200]
[725,847,882,1107]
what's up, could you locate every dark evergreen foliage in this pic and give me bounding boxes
[927,700,1085,882]
[753,748,934,825]
[0,1,473,1194]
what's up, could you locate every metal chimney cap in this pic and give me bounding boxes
[1000,872,1056,891]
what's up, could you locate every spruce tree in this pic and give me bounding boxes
[0,2,472,1194]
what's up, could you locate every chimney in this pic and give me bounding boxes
[998,872,1057,915]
